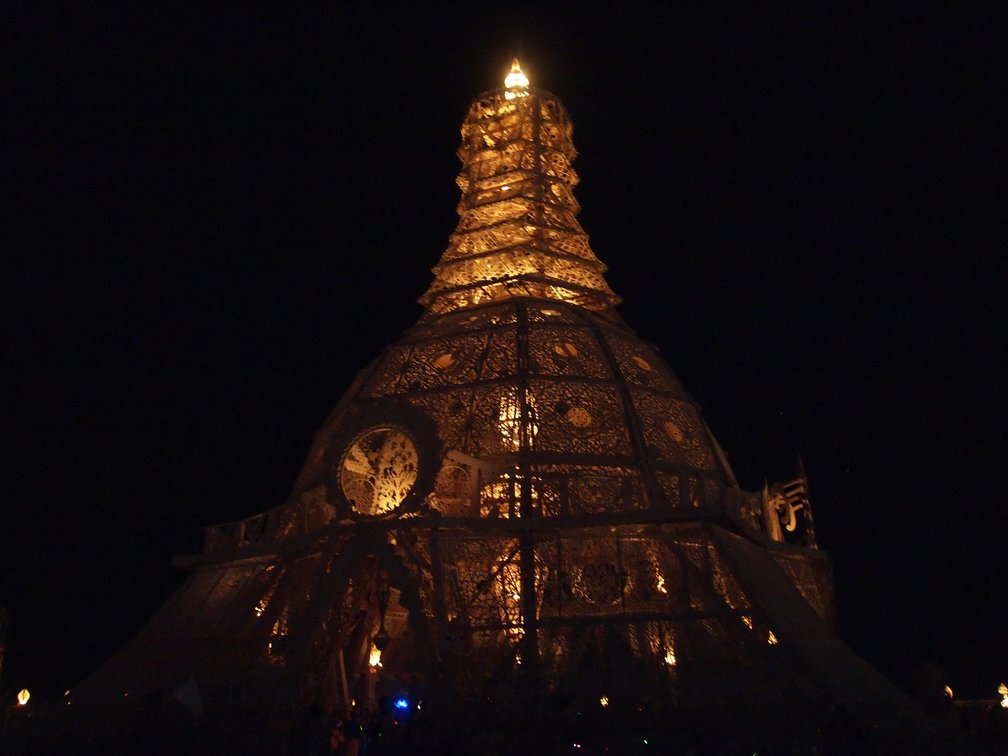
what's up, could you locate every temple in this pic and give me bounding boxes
[71,60,929,753]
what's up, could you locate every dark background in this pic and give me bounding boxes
[4,5,1003,703]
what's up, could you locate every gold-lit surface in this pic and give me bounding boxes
[497,387,537,451]
[419,69,619,315]
[78,64,854,742]
[340,428,419,515]
[504,58,529,96]
[173,71,833,725]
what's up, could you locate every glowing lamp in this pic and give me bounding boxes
[394,697,409,709]
[17,688,30,706]
[504,59,529,99]
[368,645,382,669]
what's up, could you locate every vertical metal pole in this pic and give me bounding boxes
[514,298,540,749]
[429,530,449,673]
[338,648,351,720]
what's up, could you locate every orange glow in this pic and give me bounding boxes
[369,645,382,669]
[767,630,779,645]
[504,58,529,98]
[17,688,30,706]
[498,389,537,451]
[500,562,524,645]
[340,428,419,515]
[663,420,684,443]
[432,352,455,370]
[553,341,578,357]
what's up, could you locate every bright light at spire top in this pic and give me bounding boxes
[504,58,529,99]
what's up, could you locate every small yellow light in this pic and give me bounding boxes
[369,645,382,669]
[664,649,676,667]
[943,684,954,699]
[504,59,529,99]
[767,630,779,645]
[17,689,30,706]
[741,615,753,630]
[599,695,609,707]
[999,682,1008,708]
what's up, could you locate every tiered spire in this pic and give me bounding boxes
[420,60,620,315]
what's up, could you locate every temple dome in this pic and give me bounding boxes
[291,296,739,522]
[291,64,741,525]
[73,62,928,755]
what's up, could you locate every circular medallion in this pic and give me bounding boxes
[339,427,419,516]
[565,406,593,428]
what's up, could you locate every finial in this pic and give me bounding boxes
[504,58,529,98]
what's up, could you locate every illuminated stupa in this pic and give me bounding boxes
[76,61,925,752]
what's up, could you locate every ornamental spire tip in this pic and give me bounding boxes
[504,58,529,93]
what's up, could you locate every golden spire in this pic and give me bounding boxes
[419,62,620,316]
[504,58,529,98]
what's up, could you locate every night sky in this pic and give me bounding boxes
[4,6,1003,703]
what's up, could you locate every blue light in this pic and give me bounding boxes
[394,698,409,709]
